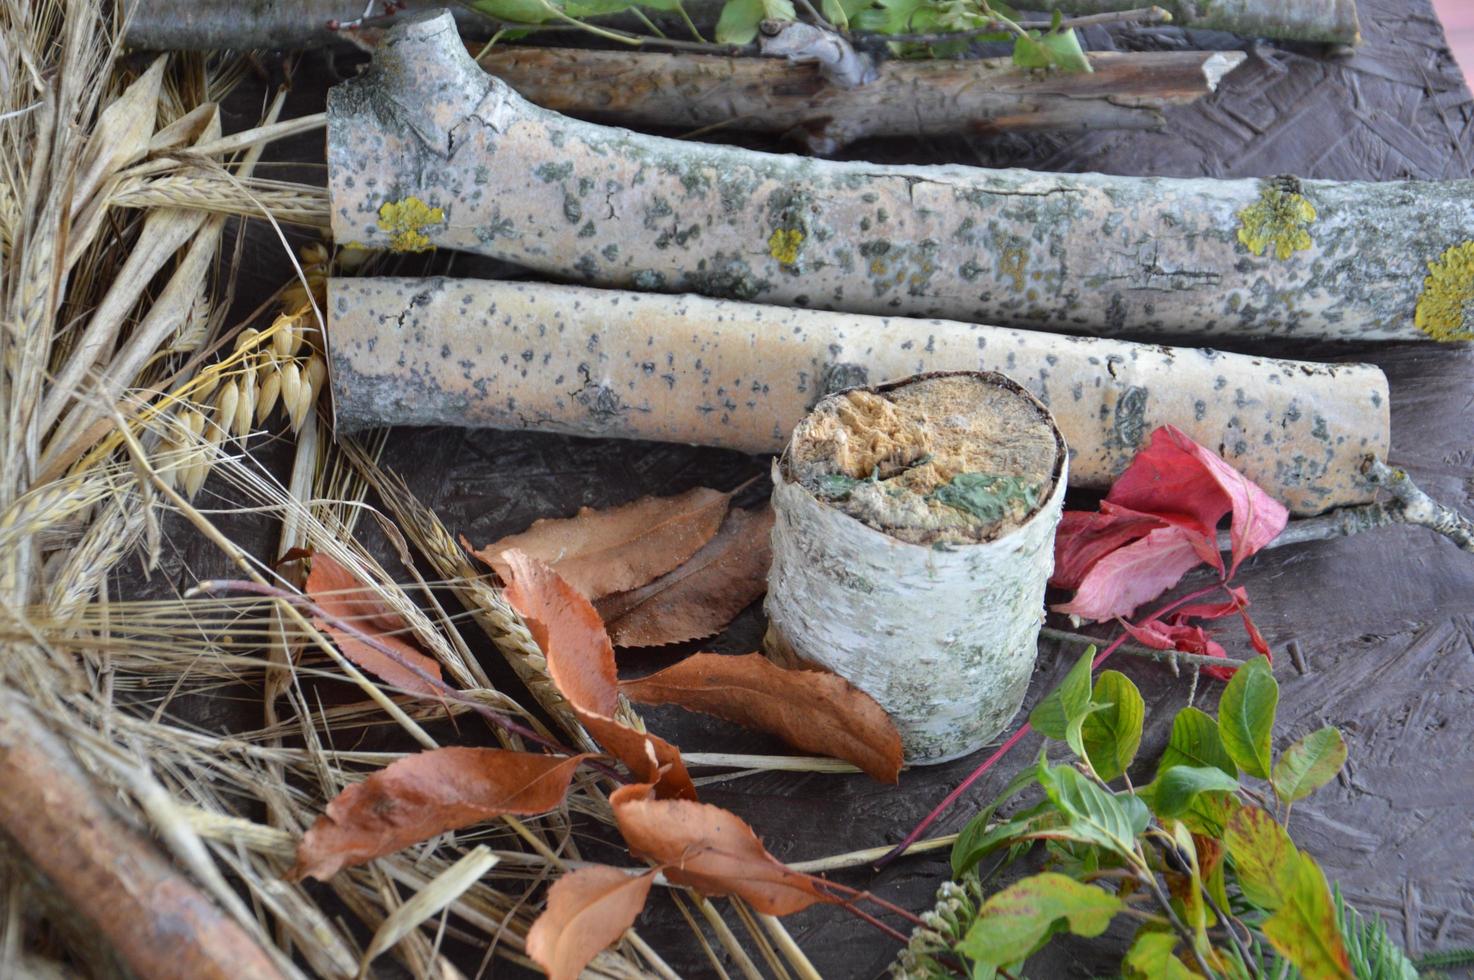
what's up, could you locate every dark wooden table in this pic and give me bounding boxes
[176,0,1474,973]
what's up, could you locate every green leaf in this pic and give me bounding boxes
[957,872,1124,967]
[951,815,1038,877]
[1218,655,1278,779]
[952,766,1041,875]
[715,0,764,43]
[1011,27,1091,73]
[760,0,795,20]
[1081,670,1144,781]
[1123,929,1196,980]
[1222,805,1297,910]
[820,0,849,27]
[562,0,636,14]
[1039,764,1138,856]
[1261,853,1356,979]
[1272,726,1346,802]
[1152,766,1241,819]
[1158,706,1237,777]
[467,0,558,23]
[1029,648,1094,741]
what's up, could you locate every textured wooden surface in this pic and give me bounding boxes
[175,1,1474,975]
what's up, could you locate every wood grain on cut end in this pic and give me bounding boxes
[785,372,1063,545]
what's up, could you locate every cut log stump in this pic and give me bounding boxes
[764,371,1068,763]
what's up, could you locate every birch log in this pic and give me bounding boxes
[326,276,1390,515]
[122,0,1358,48]
[764,372,1068,763]
[475,48,1246,154]
[328,12,1474,342]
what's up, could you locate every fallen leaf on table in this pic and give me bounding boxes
[1050,425,1288,623]
[527,865,658,980]
[500,550,697,800]
[620,652,902,782]
[291,747,589,881]
[306,552,443,696]
[470,486,732,600]
[610,782,840,915]
[597,506,775,647]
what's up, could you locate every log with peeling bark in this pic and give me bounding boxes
[0,688,285,980]
[764,372,1068,763]
[328,13,1474,342]
[326,276,1389,515]
[1035,0,1361,45]
[473,47,1246,154]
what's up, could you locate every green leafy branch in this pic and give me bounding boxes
[893,651,1423,980]
[457,0,1144,69]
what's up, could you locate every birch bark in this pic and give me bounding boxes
[763,372,1068,763]
[327,13,1473,341]
[326,276,1389,515]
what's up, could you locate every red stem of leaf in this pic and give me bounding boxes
[875,583,1225,868]
[811,878,927,927]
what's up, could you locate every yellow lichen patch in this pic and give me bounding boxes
[377,197,445,253]
[1236,183,1317,261]
[997,244,1029,291]
[1414,240,1474,341]
[768,228,804,266]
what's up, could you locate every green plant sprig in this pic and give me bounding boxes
[901,651,1421,980]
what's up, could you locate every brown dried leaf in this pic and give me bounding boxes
[470,486,731,600]
[501,550,697,801]
[610,783,839,916]
[597,506,775,648]
[291,748,589,880]
[527,866,657,980]
[306,553,443,696]
[620,653,903,783]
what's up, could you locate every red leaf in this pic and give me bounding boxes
[527,866,657,980]
[619,653,903,783]
[1120,617,1235,681]
[500,550,697,801]
[1050,504,1166,589]
[305,553,444,696]
[610,783,840,916]
[1105,425,1288,575]
[291,748,588,880]
[1053,526,1203,622]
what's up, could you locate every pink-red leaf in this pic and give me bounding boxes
[291,748,588,880]
[610,783,840,916]
[1053,526,1203,622]
[527,866,657,980]
[1051,503,1167,590]
[619,652,903,782]
[500,550,697,801]
[305,553,443,696]
[1105,425,1287,575]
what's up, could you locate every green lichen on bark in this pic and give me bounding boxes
[1236,180,1317,261]
[377,197,444,252]
[930,473,1041,526]
[1414,240,1474,341]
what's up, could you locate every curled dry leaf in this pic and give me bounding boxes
[620,652,903,782]
[291,747,590,881]
[305,552,443,696]
[526,866,657,980]
[610,783,840,916]
[470,486,732,599]
[597,506,775,648]
[500,550,697,800]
